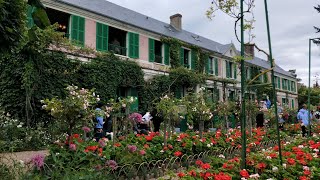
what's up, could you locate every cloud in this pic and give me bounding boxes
[106,0,319,85]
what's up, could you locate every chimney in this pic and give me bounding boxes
[170,14,182,31]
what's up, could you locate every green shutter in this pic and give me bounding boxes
[148,38,155,62]
[292,99,294,109]
[226,62,230,78]
[175,86,183,99]
[180,48,184,66]
[27,5,35,28]
[234,64,237,79]
[71,15,85,46]
[96,22,108,51]
[129,32,139,58]
[278,77,281,89]
[282,79,284,90]
[205,57,209,74]
[164,43,170,65]
[191,50,197,70]
[208,58,213,74]
[214,58,218,76]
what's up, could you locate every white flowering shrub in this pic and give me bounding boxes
[42,85,99,135]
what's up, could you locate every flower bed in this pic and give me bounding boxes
[175,133,320,180]
[23,127,302,179]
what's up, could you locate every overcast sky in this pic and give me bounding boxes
[107,0,319,85]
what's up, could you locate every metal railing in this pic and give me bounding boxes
[108,44,127,56]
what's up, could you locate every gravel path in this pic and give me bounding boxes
[0,150,49,166]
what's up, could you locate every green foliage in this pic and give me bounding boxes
[79,53,144,102]
[160,37,181,68]
[0,0,28,53]
[42,86,98,135]
[298,85,320,107]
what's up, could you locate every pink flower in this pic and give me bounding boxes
[29,154,45,170]
[69,144,76,151]
[127,145,137,152]
[139,150,146,155]
[98,139,106,148]
[129,113,143,123]
[82,126,91,133]
[106,160,118,170]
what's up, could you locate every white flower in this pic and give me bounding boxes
[266,179,274,180]
[298,145,304,148]
[55,153,60,156]
[207,144,211,148]
[272,166,278,172]
[218,154,225,159]
[42,105,47,109]
[40,100,44,103]
[96,98,100,101]
[17,124,22,128]
[93,92,96,97]
[313,149,319,152]
[249,174,260,178]
[282,163,287,169]
[266,156,271,159]
[312,153,318,158]
[160,150,164,153]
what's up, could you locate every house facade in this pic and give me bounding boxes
[39,0,298,109]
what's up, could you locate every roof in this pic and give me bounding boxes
[56,0,223,53]
[56,0,295,79]
[246,57,295,78]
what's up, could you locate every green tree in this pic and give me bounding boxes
[0,0,27,53]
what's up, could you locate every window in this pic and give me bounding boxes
[108,26,127,56]
[282,78,288,90]
[282,97,287,106]
[207,88,220,102]
[180,48,190,68]
[229,91,235,101]
[291,81,296,92]
[245,67,251,80]
[226,61,233,78]
[274,76,278,88]
[208,57,213,75]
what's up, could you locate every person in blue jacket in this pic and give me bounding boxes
[297,104,312,137]
[94,102,105,141]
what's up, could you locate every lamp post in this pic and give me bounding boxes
[308,38,320,136]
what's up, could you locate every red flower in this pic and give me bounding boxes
[222,163,233,170]
[299,176,308,180]
[145,135,153,141]
[213,172,232,180]
[177,172,185,178]
[246,148,251,153]
[287,158,295,165]
[269,153,277,158]
[114,143,121,147]
[196,160,203,166]
[174,151,183,157]
[168,144,173,149]
[201,163,211,170]
[240,169,249,178]
[188,170,197,177]
[273,145,279,151]
[143,144,149,149]
[304,170,311,176]
[200,172,211,180]
[181,143,186,147]
[256,162,267,170]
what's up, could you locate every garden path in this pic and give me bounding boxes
[0,150,49,166]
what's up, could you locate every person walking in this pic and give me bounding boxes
[297,104,312,137]
[94,102,105,141]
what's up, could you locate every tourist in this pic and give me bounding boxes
[297,104,312,137]
[256,106,264,128]
[94,102,105,141]
[151,108,163,132]
[277,102,285,130]
[103,103,113,140]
